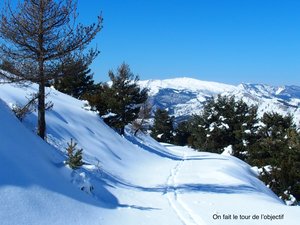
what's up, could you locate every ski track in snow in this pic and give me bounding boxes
[1,82,299,225]
[165,148,207,225]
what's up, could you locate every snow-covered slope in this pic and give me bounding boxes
[140,78,300,126]
[0,99,102,225]
[0,83,299,224]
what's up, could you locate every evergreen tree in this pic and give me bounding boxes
[151,109,174,143]
[173,121,191,146]
[188,95,258,159]
[247,112,300,202]
[87,63,148,134]
[66,139,84,170]
[84,82,110,111]
[248,113,294,165]
[53,56,95,99]
[0,0,102,139]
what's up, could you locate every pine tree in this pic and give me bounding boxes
[66,139,84,170]
[0,0,102,139]
[188,95,258,159]
[53,56,95,99]
[247,112,300,202]
[87,63,148,134]
[151,109,174,143]
[173,121,191,146]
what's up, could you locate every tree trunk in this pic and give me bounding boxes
[37,78,46,139]
[120,128,125,135]
[37,41,46,139]
[37,1,45,139]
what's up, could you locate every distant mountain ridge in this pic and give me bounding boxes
[139,77,300,126]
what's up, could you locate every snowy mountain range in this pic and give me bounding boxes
[0,81,299,224]
[139,78,300,126]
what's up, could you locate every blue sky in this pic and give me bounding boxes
[77,0,300,86]
[2,1,300,85]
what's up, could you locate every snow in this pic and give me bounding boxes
[140,77,300,127]
[222,145,233,156]
[219,122,229,130]
[0,82,299,225]
[276,87,285,95]
[0,99,102,225]
[139,77,237,96]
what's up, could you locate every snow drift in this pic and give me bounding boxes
[0,82,299,225]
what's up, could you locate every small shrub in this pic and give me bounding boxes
[66,138,84,169]
[12,103,32,121]
[11,93,38,121]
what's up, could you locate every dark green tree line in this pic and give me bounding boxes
[247,112,300,203]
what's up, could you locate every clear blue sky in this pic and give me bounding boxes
[77,0,300,86]
[3,1,300,86]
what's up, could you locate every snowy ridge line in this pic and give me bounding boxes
[140,77,300,127]
[139,77,237,95]
[165,148,207,225]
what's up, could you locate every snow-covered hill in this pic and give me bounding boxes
[0,83,299,224]
[139,77,300,126]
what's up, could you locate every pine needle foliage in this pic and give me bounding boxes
[151,109,174,143]
[87,63,148,135]
[247,112,300,202]
[53,56,95,99]
[188,95,258,159]
[66,139,84,170]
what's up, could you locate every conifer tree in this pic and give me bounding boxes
[87,63,148,134]
[53,56,95,99]
[188,95,258,159]
[151,108,174,143]
[247,112,300,202]
[66,139,84,170]
[173,121,191,146]
[0,0,102,139]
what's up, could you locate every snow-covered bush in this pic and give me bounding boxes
[188,95,258,159]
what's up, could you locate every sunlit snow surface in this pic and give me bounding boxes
[0,82,299,225]
[139,78,300,126]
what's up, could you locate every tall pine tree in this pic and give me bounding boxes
[151,109,174,143]
[87,63,148,134]
[0,0,102,139]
